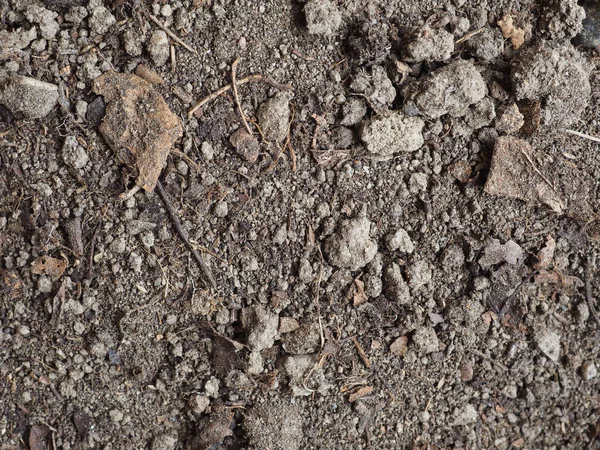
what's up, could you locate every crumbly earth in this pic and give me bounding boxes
[1,0,600,449]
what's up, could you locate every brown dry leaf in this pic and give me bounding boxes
[1,269,23,300]
[29,424,50,450]
[349,385,374,402]
[353,278,368,306]
[389,336,408,357]
[498,14,525,49]
[31,255,67,279]
[534,235,556,270]
[92,71,183,192]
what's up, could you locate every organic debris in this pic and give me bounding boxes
[31,255,68,279]
[497,14,525,49]
[92,71,183,193]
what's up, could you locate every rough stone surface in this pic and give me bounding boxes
[0,28,37,60]
[406,59,487,119]
[257,91,293,143]
[147,30,170,67]
[25,5,59,40]
[88,6,116,35]
[464,28,504,62]
[323,215,377,270]
[495,103,524,135]
[304,0,342,36]
[384,263,411,304]
[244,400,303,450]
[485,136,565,213]
[62,136,89,170]
[385,228,414,253]
[540,0,586,40]
[361,111,424,158]
[511,42,590,127]
[241,306,279,352]
[0,75,58,119]
[350,65,396,109]
[413,327,439,354]
[405,26,454,62]
[535,329,561,361]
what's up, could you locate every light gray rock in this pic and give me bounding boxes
[361,112,424,158]
[535,329,561,361]
[405,26,454,62]
[89,6,116,35]
[305,0,342,36]
[147,30,170,66]
[0,75,58,119]
[413,326,439,354]
[385,228,414,253]
[242,306,279,352]
[257,91,293,143]
[62,136,89,169]
[324,215,377,270]
[25,5,59,40]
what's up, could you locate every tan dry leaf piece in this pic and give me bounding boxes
[92,71,183,192]
[31,255,68,279]
[353,278,368,306]
[348,385,374,402]
[498,15,525,49]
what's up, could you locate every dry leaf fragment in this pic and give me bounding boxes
[1,269,23,300]
[29,425,50,450]
[535,236,556,270]
[390,336,408,357]
[349,386,374,402]
[498,14,525,49]
[31,255,67,279]
[353,278,368,306]
[92,71,183,192]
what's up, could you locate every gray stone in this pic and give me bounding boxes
[405,26,454,62]
[147,30,170,66]
[62,136,89,169]
[323,215,377,270]
[406,59,487,119]
[25,5,59,40]
[581,361,597,380]
[413,326,439,354]
[0,28,38,60]
[361,112,424,158]
[535,329,561,361]
[305,0,342,36]
[89,6,116,35]
[0,75,58,119]
[384,263,411,304]
[350,65,396,109]
[122,29,143,57]
[257,91,293,143]
[151,434,178,450]
[385,228,414,253]
[242,306,279,352]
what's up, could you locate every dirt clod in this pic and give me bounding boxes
[323,215,377,270]
[0,75,58,119]
[92,71,183,192]
[361,111,424,158]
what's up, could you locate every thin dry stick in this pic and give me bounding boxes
[585,253,600,327]
[147,13,197,54]
[565,129,600,144]
[155,180,216,288]
[456,27,485,45]
[519,148,556,192]
[188,75,292,117]
[231,58,253,135]
[352,337,371,369]
[171,148,201,173]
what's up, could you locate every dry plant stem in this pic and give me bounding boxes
[188,75,292,117]
[146,13,197,54]
[519,148,556,192]
[231,58,253,135]
[171,148,200,173]
[155,180,216,288]
[585,252,600,327]
[352,337,371,369]
[467,348,509,371]
[565,129,600,144]
[455,27,484,44]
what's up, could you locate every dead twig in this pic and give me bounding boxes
[585,253,600,327]
[352,337,371,369]
[455,27,485,45]
[565,129,600,144]
[519,147,556,193]
[146,13,197,55]
[86,221,101,279]
[188,75,292,118]
[171,148,201,173]
[231,58,253,135]
[155,180,216,288]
